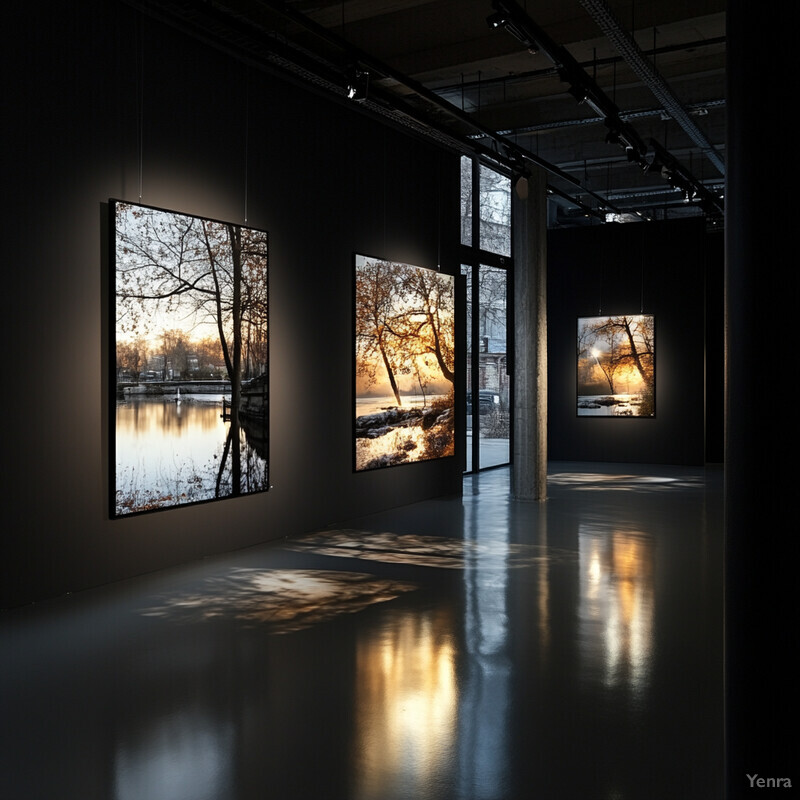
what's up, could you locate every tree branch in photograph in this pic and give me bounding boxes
[355,259,407,405]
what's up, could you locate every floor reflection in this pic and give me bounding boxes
[2,464,723,800]
[114,704,234,800]
[457,493,512,799]
[140,568,417,633]
[288,529,574,570]
[549,470,706,492]
[353,609,458,800]
[579,526,655,696]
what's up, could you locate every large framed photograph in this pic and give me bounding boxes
[111,199,269,516]
[354,254,455,471]
[577,314,655,417]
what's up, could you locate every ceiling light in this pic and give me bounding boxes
[568,83,590,104]
[346,67,369,101]
[486,7,539,53]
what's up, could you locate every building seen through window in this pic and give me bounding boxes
[460,156,511,471]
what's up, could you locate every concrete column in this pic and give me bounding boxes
[511,167,548,501]
[725,2,795,791]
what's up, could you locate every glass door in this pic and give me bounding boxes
[476,264,509,468]
[461,156,512,472]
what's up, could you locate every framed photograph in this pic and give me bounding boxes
[354,254,455,471]
[111,199,269,516]
[577,314,655,417]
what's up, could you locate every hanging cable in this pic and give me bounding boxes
[137,14,145,202]
[243,67,250,223]
[382,130,387,254]
[437,159,442,270]
[640,225,645,313]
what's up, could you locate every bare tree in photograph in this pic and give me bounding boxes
[354,256,455,470]
[396,265,455,387]
[241,245,269,380]
[160,328,190,379]
[618,314,655,415]
[578,320,622,394]
[193,335,227,378]
[114,202,268,508]
[116,204,268,412]
[115,336,148,380]
[604,315,653,390]
[577,314,655,416]
[355,258,408,406]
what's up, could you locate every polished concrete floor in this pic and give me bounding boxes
[1,463,724,800]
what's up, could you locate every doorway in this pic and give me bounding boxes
[460,156,512,472]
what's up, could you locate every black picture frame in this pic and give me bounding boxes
[354,253,456,471]
[110,199,269,517]
[576,314,655,418]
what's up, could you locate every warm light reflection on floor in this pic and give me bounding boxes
[353,609,457,800]
[579,527,655,696]
[288,529,574,569]
[140,569,417,633]
[549,471,706,491]
[537,549,550,657]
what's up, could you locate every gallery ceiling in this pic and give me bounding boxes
[127,0,727,228]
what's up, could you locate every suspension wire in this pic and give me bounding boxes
[243,67,250,223]
[137,14,144,202]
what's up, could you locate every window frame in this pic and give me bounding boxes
[459,155,514,473]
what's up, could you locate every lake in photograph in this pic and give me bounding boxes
[354,255,455,471]
[115,394,268,515]
[576,314,655,418]
[577,393,645,417]
[112,200,269,516]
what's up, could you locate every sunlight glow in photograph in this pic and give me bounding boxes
[577,314,655,417]
[112,200,269,516]
[354,255,455,471]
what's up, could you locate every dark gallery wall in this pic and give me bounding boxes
[2,2,462,609]
[547,217,717,466]
[725,1,797,787]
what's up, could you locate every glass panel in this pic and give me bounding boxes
[477,265,509,468]
[479,166,511,257]
[461,264,473,472]
[460,156,473,247]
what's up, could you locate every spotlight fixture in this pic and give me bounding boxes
[602,120,647,167]
[487,11,508,28]
[640,152,663,175]
[504,144,526,171]
[567,82,590,104]
[346,66,369,101]
[485,5,539,53]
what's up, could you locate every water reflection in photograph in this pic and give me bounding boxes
[115,395,268,515]
[111,200,269,516]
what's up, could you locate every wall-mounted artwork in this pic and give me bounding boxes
[111,199,269,516]
[577,314,655,417]
[354,254,455,471]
